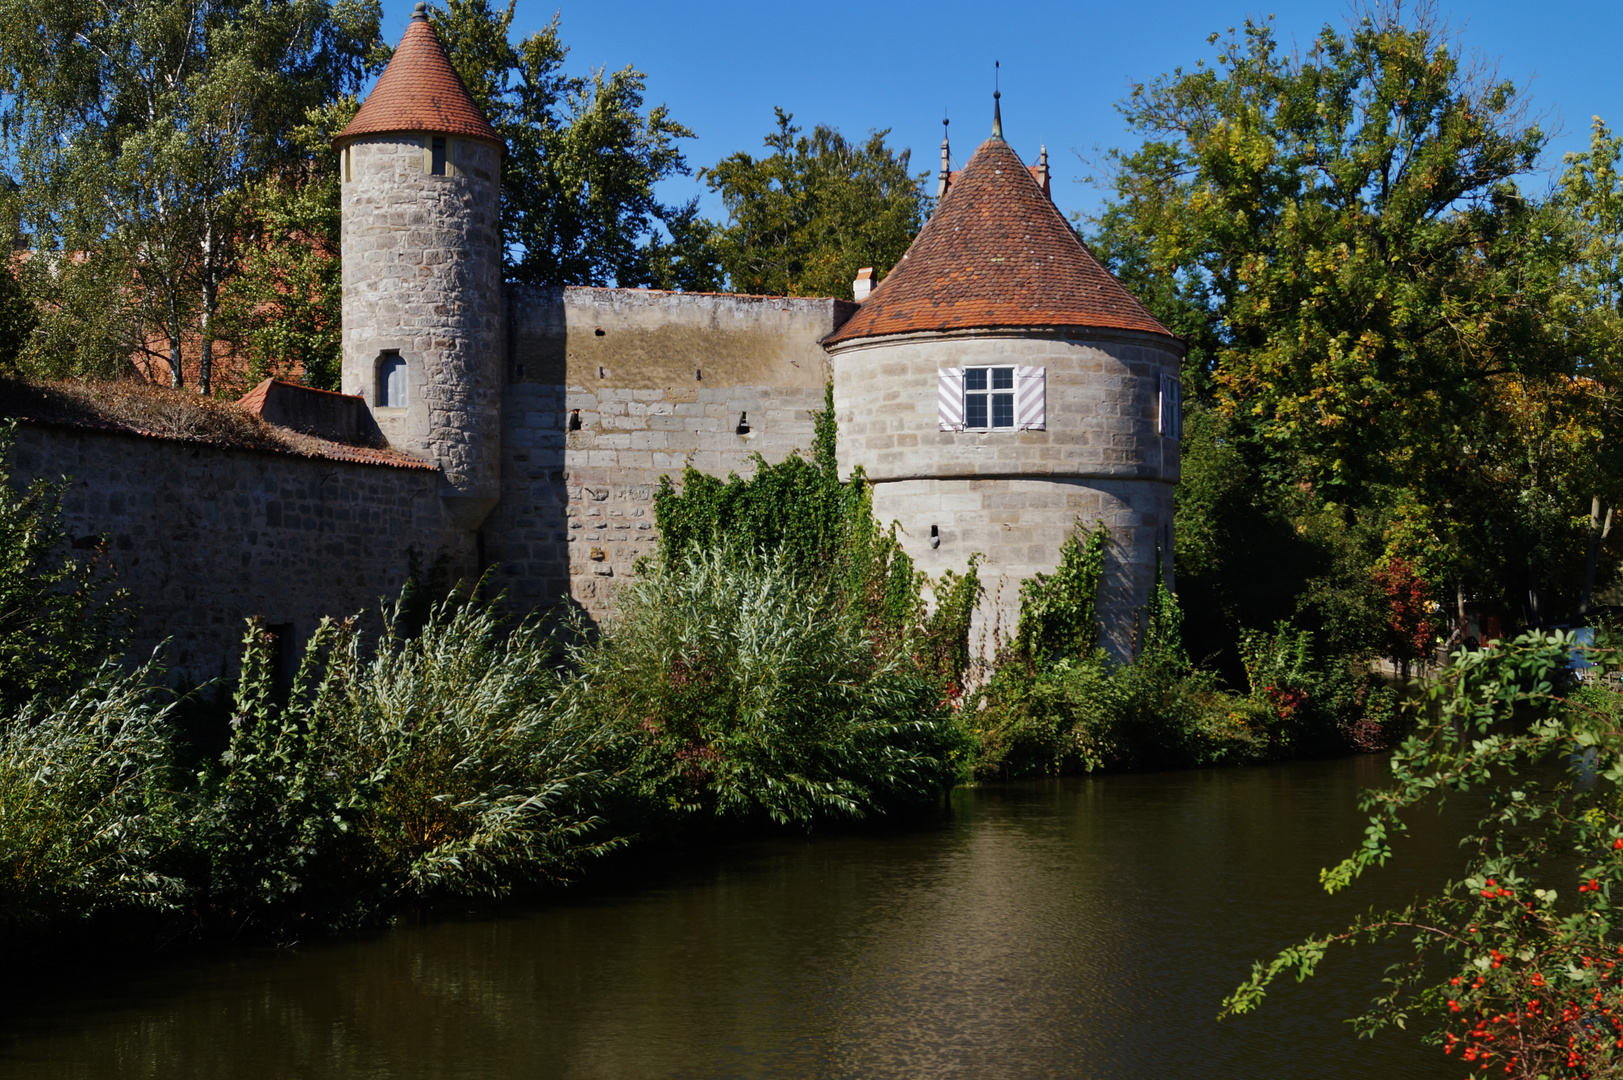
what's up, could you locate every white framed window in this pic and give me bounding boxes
[939,366,1045,431]
[967,366,1014,428]
[1159,373,1182,440]
[378,353,406,408]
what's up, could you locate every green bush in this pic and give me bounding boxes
[199,595,614,932]
[653,383,978,689]
[966,524,1399,777]
[562,545,968,827]
[0,658,184,933]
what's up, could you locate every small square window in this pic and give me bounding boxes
[965,366,1015,429]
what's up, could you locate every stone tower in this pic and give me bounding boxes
[334,3,505,528]
[825,104,1184,661]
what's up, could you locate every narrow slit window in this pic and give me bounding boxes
[379,353,406,407]
[964,367,1015,429]
[342,145,352,183]
[430,137,447,176]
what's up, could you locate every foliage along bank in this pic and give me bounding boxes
[0,386,1409,948]
[1221,628,1623,1080]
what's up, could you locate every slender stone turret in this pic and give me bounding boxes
[334,3,505,528]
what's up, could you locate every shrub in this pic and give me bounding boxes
[561,545,967,827]
[1221,631,1623,1078]
[0,659,184,933]
[653,383,977,682]
[200,594,614,931]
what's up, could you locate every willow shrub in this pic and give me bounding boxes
[653,384,980,694]
[1220,631,1623,1079]
[200,595,614,932]
[560,545,968,827]
[0,658,185,934]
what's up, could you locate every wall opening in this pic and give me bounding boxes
[430,136,447,176]
[378,352,406,407]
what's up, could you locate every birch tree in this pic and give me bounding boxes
[0,0,380,391]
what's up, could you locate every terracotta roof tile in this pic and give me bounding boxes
[336,14,500,146]
[825,138,1173,345]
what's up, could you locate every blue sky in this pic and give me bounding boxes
[385,0,1623,227]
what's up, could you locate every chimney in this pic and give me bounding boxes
[937,117,951,200]
[1037,144,1051,199]
[853,267,876,302]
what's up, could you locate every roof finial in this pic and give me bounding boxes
[992,61,1003,141]
[938,114,951,200]
[411,2,427,19]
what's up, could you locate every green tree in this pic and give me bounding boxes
[702,108,929,298]
[0,0,382,391]
[217,101,359,391]
[1089,6,1614,630]
[429,0,697,287]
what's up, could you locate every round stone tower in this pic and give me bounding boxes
[334,3,504,528]
[825,106,1184,661]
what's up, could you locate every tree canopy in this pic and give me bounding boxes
[0,0,383,391]
[1088,5,1623,652]
[698,108,928,299]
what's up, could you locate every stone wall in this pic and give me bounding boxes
[9,423,471,686]
[339,132,504,526]
[484,287,852,621]
[870,477,1174,662]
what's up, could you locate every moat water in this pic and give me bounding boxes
[3,755,1467,1079]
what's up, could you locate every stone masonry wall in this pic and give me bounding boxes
[830,328,1183,661]
[829,329,1182,485]
[871,477,1174,662]
[340,133,504,523]
[485,287,853,622]
[9,423,471,686]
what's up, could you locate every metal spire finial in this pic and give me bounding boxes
[937,114,951,200]
[992,61,1003,140]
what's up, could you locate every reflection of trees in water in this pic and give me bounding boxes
[5,759,1469,1080]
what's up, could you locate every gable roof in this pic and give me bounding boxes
[825,137,1173,345]
[336,13,501,146]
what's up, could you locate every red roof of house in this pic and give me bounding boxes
[336,12,500,146]
[825,138,1173,345]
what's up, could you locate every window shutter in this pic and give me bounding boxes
[938,368,964,431]
[1159,374,1183,440]
[1015,366,1046,430]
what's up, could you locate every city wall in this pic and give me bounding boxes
[8,423,470,685]
[485,286,855,620]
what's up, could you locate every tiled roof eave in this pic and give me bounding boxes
[9,414,438,471]
[333,126,506,152]
[823,321,1186,353]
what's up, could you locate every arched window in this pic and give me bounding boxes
[378,353,406,408]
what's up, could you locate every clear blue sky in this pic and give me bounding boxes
[383,0,1623,227]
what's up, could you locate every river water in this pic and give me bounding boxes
[4,754,1470,1079]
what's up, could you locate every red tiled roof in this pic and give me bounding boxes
[336,14,501,146]
[825,138,1174,345]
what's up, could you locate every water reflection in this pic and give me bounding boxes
[3,755,1468,1079]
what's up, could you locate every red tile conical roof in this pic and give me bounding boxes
[336,11,500,146]
[825,138,1172,344]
